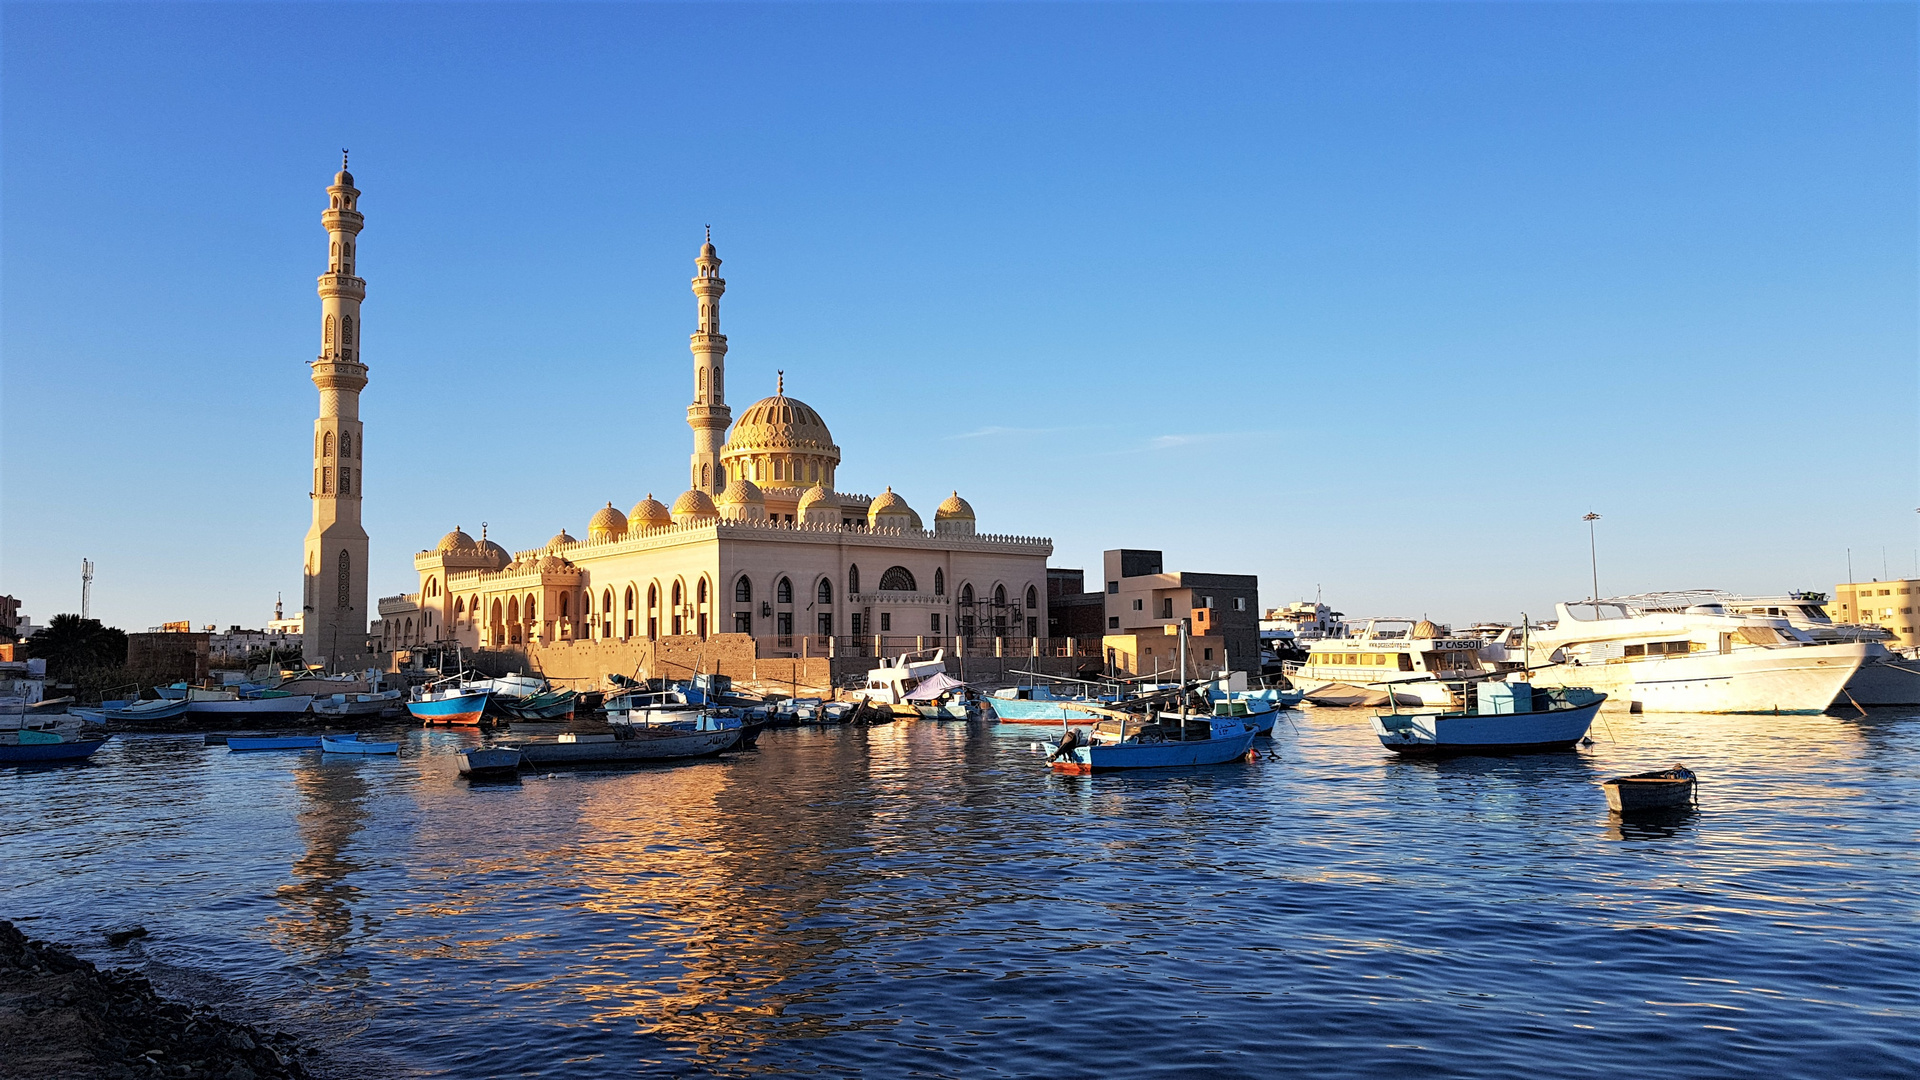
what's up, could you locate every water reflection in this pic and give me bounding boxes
[269,757,373,958]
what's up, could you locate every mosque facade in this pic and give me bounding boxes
[375,235,1052,662]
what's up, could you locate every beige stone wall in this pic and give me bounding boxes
[1101,630,1230,679]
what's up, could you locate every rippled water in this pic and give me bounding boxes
[4,708,1918,1079]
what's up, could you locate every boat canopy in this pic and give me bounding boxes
[903,673,967,701]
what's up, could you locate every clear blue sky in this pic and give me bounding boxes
[2,3,1914,632]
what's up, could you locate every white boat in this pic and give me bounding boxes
[1371,682,1605,756]
[1524,596,1873,714]
[181,688,317,716]
[1283,619,1482,707]
[1718,593,1919,707]
[311,689,403,717]
[860,648,952,716]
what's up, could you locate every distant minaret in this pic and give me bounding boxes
[303,153,370,669]
[687,229,730,493]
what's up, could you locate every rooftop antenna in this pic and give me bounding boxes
[81,559,94,620]
[1582,512,1602,616]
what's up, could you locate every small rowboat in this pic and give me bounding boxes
[321,734,398,755]
[103,698,191,723]
[228,735,324,751]
[1602,766,1697,812]
[0,732,112,764]
[458,747,523,777]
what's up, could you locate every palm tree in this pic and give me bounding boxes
[26,614,127,676]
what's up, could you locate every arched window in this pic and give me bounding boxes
[604,589,614,614]
[426,577,438,598]
[647,584,657,609]
[672,581,684,607]
[934,568,945,596]
[701,463,709,488]
[777,577,793,604]
[455,597,464,615]
[323,432,334,457]
[331,242,338,258]
[336,550,351,608]
[960,583,974,605]
[994,584,1007,606]
[325,314,335,347]
[735,577,752,603]
[341,432,352,458]
[848,564,861,596]
[526,596,536,623]
[343,315,354,345]
[699,368,707,397]
[625,587,635,613]
[878,566,916,591]
[321,467,332,494]
[560,593,570,618]
[697,578,708,604]
[816,578,831,605]
[1026,585,1038,610]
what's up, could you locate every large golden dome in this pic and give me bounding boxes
[720,380,841,489]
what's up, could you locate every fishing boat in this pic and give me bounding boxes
[0,729,113,764]
[406,679,492,725]
[858,649,958,717]
[102,698,192,723]
[1044,621,1257,773]
[311,690,403,717]
[179,688,317,718]
[492,689,577,722]
[1601,765,1697,812]
[1370,682,1605,756]
[505,725,738,766]
[458,746,523,777]
[988,681,1118,724]
[320,734,398,754]
[1208,695,1278,736]
[228,734,325,750]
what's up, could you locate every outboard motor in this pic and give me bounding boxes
[1048,727,1084,763]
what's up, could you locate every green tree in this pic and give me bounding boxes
[25,614,128,677]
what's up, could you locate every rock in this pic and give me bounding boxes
[106,923,151,947]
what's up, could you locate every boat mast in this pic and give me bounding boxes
[1177,617,1189,741]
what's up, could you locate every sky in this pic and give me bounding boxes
[2,2,1915,633]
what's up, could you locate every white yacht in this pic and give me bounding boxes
[1719,593,1918,706]
[1524,595,1872,714]
[1284,619,1482,707]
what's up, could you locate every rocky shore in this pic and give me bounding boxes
[0,921,315,1080]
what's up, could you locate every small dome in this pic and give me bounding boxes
[628,494,672,531]
[936,492,975,521]
[868,486,915,529]
[672,488,719,523]
[797,484,838,525]
[716,477,765,505]
[588,502,629,540]
[547,530,576,550]
[436,527,476,553]
[869,487,908,514]
[700,240,717,259]
[334,170,355,188]
[1412,619,1443,639]
[798,484,833,510]
[479,540,511,570]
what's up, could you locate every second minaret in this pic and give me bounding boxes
[687,232,730,493]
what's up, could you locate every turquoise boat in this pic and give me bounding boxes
[321,734,398,754]
[0,732,113,764]
[1047,713,1255,774]
[228,734,324,751]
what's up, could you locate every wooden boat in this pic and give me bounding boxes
[312,690,403,717]
[228,734,324,751]
[493,689,576,722]
[1371,683,1605,756]
[181,690,317,717]
[0,730,112,763]
[1602,766,1697,812]
[506,725,738,766]
[406,686,491,725]
[103,698,191,722]
[458,747,523,777]
[320,734,398,755]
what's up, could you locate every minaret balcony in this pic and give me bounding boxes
[317,273,367,300]
[321,208,365,233]
[310,359,369,392]
[688,331,728,350]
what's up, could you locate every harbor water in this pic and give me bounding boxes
[4,709,1917,1079]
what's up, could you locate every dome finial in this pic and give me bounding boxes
[777,369,784,395]
[705,223,710,243]
[342,148,349,170]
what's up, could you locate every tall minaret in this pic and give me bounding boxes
[687,228,730,493]
[303,154,371,670]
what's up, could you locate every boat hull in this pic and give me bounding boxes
[511,728,738,765]
[320,736,398,754]
[989,697,1098,723]
[185,695,315,716]
[1603,775,1696,812]
[228,735,323,750]
[1527,642,1870,714]
[407,692,491,725]
[0,736,111,763]
[459,747,523,776]
[1371,696,1603,756]
[1289,678,1450,708]
[1048,729,1256,774]
[1838,656,1920,707]
[104,700,192,722]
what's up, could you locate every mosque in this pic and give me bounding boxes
[370,225,1053,664]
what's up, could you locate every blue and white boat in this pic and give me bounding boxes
[228,734,325,751]
[1046,712,1255,774]
[989,683,1118,724]
[407,681,491,725]
[0,729,112,764]
[321,734,398,755]
[103,698,192,722]
[1370,682,1605,756]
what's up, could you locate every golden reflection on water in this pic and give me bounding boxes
[268,757,373,958]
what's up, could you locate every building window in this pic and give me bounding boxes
[1204,648,1214,661]
[735,577,752,603]
[1133,598,1144,611]
[849,564,861,595]
[1108,581,1119,594]
[1026,585,1038,609]
[816,579,831,604]
[880,613,891,632]
[1161,598,1173,619]
[931,613,942,633]
[960,583,974,605]
[994,584,1006,606]
[340,468,351,495]
[778,577,793,604]
[323,432,334,457]
[672,581,683,607]
[878,566,916,591]
[321,467,332,494]
[934,568,944,596]
[818,613,832,635]
[343,315,354,346]
[325,314,334,347]
[777,612,793,636]
[1108,616,1120,629]
[698,613,708,639]
[851,613,864,638]
[735,612,751,633]
[1233,597,1246,611]
[697,578,709,604]
[336,550,351,608]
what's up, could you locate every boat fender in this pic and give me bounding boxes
[1244,747,1258,762]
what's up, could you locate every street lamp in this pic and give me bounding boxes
[1583,512,1602,616]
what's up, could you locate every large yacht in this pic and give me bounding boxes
[1284,618,1483,707]
[1718,593,1918,707]
[1524,594,1873,714]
